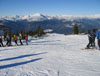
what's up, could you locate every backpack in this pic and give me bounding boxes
[25,36,28,40]
[13,36,17,40]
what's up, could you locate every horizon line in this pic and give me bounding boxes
[0,13,100,17]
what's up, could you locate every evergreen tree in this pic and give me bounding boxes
[19,29,24,34]
[80,28,85,33]
[36,25,45,37]
[16,31,19,36]
[28,30,33,36]
[73,23,79,34]
[26,26,45,37]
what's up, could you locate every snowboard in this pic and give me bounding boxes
[81,47,98,51]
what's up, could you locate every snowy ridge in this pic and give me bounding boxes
[0,13,100,21]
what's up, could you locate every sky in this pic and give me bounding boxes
[0,0,100,16]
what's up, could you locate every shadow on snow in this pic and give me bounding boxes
[31,40,61,44]
[0,52,47,62]
[0,47,18,52]
[30,40,61,45]
[31,44,62,45]
[0,58,42,69]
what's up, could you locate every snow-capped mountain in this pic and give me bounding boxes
[0,13,100,34]
[0,13,48,21]
[0,13,100,22]
[20,13,48,21]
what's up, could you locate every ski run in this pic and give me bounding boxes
[0,33,100,76]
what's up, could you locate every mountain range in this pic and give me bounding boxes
[0,13,100,34]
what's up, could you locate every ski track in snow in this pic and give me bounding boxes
[0,33,100,76]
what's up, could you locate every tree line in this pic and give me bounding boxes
[6,23,86,38]
[73,23,85,34]
[19,25,45,37]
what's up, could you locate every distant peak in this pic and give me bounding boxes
[31,13,42,16]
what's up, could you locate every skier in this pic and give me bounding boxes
[96,29,100,50]
[0,36,3,47]
[19,33,23,45]
[25,35,28,45]
[6,33,11,46]
[86,30,93,49]
[91,29,96,47]
[13,35,18,46]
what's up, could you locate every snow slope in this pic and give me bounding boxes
[0,33,100,76]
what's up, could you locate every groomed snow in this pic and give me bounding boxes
[0,33,100,76]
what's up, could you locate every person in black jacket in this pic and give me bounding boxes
[6,33,11,46]
[91,29,96,47]
[0,36,3,47]
[86,30,93,49]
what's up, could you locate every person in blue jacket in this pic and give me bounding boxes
[96,29,100,50]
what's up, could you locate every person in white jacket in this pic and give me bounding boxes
[19,33,23,45]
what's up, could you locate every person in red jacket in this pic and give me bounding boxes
[25,35,28,45]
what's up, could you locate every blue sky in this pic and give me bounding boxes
[0,0,100,16]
